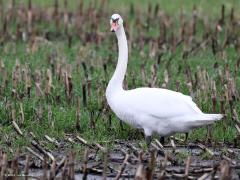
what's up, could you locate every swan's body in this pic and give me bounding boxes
[106,14,223,141]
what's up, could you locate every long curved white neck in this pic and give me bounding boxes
[106,26,128,95]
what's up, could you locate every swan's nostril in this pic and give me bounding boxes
[112,18,119,23]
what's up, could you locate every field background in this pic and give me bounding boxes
[6,0,240,14]
[0,0,240,155]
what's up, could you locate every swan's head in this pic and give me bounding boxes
[110,14,123,32]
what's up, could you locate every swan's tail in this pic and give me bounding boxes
[197,113,223,121]
[188,113,223,127]
[174,113,223,128]
[169,113,223,133]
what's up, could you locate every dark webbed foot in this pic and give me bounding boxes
[145,136,152,148]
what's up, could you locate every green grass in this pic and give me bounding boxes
[0,0,239,154]
[6,0,240,15]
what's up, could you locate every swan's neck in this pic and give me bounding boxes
[106,27,128,95]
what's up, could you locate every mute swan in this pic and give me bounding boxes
[106,14,223,146]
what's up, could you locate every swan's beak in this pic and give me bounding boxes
[111,22,119,32]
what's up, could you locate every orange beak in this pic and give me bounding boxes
[111,22,119,32]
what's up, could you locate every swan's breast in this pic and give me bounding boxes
[106,93,141,128]
[115,109,140,128]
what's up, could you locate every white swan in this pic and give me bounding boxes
[106,14,223,145]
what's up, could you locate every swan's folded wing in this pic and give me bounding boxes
[125,88,203,119]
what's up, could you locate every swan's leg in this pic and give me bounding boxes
[185,133,189,142]
[160,136,165,145]
[120,121,124,130]
[144,128,152,147]
[145,136,152,147]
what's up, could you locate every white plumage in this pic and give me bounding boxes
[106,14,223,140]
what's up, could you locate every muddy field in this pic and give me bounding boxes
[1,137,240,179]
